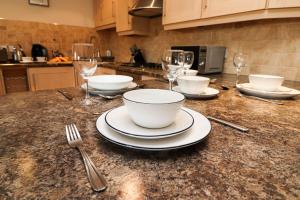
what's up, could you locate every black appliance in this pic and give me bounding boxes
[130,45,146,67]
[31,44,48,61]
[0,47,8,63]
[171,45,226,74]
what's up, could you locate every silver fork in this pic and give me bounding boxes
[66,124,107,192]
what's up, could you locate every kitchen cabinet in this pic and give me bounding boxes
[95,0,116,30]
[163,0,202,25]
[163,0,300,30]
[0,69,5,95]
[115,0,149,35]
[201,0,267,18]
[268,0,300,8]
[27,67,76,91]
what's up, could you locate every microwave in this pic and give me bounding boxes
[171,46,226,74]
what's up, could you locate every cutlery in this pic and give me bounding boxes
[207,116,249,132]
[65,124,107,192]
[57,89,73,100]
[237,92,284,105]
[98,94,122,100]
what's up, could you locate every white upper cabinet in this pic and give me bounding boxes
[268,0,300,8]
[202,0,267,18]
[163,0,202,24]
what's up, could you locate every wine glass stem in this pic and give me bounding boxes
[236,69,240,85]
[85,78,90,100]
[169,80,173,90]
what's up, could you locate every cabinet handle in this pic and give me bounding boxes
[128,6,131,25]
[203,0,208,9]
[112,0,115,18]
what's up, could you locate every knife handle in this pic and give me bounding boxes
[207,116,249,132]
[57,89,73,100]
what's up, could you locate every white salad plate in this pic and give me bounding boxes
[81,82,138,95]
[105,106,194,139]
[96,107,211,151]
[237,83,300,99]
[173,86,219,99]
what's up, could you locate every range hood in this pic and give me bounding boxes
[128,0,163,18]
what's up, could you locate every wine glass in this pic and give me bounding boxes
[183,51,194,75]
[161,49,185,90]
[72,43,97,106]
[233,53,246,85]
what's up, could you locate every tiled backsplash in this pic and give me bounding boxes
[98,18,300,81]
[0,19,102,58]
[1,18,299,81]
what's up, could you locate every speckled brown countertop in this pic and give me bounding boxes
[0,75,299,199]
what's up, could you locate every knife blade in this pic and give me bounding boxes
[57,89,73,100]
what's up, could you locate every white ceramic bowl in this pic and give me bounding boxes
[22,57,33,62]
[89,75,133,90]
[249,74,284,91]
[177,76,210,94]
[123,89,185,129]
[185,69,198,76]
[36,57,47,62]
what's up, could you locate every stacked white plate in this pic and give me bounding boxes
[81,75,137,95]
[96,106,211,151]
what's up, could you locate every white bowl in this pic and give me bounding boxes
[249,74,284,91]
[36,57,47,62]
[184,69,198,76]
[22,57,33,62]
[177,76,210,94]
[89,75,133,90]
[123,89,185,129]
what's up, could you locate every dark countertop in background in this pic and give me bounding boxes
[0,62,73,69]
[0,77,299,199]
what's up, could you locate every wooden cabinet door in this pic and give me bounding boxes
[202,0,267,18]
[95,0,116,27]
[28,67,76,91]
[163,0,202,24]
[268,0,300,8]
[0,69,5,95]
[116,0,131,32]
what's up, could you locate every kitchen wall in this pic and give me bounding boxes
[0,0,94,27]
[0,19,103,58]
[98,18,300,81]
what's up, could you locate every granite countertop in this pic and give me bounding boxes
[0,62,73,68]
[0,76,299,199]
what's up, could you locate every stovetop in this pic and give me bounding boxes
[120,62,162,69]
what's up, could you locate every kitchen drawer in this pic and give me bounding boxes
[2,68,28,93]
[28,67,76,91]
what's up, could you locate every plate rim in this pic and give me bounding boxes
[173,86,219,97]
[237,83,298,94]
[95,107,212,151]
[104,107,194,139]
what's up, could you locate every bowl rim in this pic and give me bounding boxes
[123,89,185,104]
[249,74,284,79]
[89,75,133,84]
[177,76,210,81]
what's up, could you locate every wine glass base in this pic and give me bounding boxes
[81,98,93,106]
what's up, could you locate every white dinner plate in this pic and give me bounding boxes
[237,83,300,99]
[105,106,194,139]
[173,86,219,99]
[96,107,211,151]
[81,82,138,95]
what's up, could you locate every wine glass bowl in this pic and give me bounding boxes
[161,49,185,90]
[183,51,194,75]
[233,53,246,85]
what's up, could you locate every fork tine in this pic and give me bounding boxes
[66,125,71,143]
[68,125,75,142]
[72,124,82,141]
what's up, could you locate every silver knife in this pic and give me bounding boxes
[207,116,249,132]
